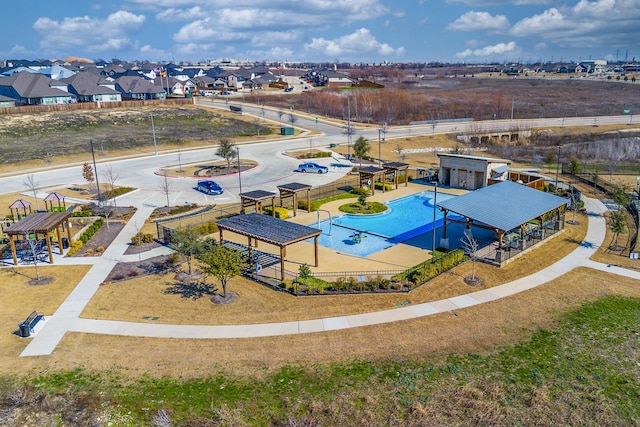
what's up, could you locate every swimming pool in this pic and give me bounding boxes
[311,190,464,257]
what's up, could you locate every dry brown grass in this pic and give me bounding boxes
[0,265,91,368]
[5,267,637,379]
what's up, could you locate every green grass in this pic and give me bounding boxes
[338,201,387,214]
[5,295,640,425]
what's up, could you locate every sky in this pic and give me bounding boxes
[3,0,640,64]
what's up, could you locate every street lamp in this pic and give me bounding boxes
[432,180,438,258]
[89,139,102,206]
[378,128,382,166]
[236,147,244,201]
[554,145,561,194]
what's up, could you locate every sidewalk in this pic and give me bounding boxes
[21,195,639,354]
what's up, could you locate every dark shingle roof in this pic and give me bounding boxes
[437,180,567,232]
[217,213,321,246]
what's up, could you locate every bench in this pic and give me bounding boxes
[18,310,44,338]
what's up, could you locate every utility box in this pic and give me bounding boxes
[280,127,294,136]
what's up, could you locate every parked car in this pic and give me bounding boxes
[195,180,223,195]
[284,87,293,92]
[296,162,328,174]
[221,91,231,95]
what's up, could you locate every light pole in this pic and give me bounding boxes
[432,180,438,258]
[150,112,158,155]
[378,128,382,166]
[554,145,561,194]
[237,146,243,213]
[89,139,102,206]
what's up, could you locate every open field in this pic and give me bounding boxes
[0,105,277,174]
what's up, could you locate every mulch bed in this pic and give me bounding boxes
[104,255,174,284]
[71,222,126,257]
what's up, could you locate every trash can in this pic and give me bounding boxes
[19,322,30,338]
[61,238,69,249]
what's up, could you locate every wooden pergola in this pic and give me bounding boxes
[357,166,387,195]
[240,190,277,216]
[382,162,409,189]
[3,212,74,265]
[277,182,312,217]
[217,213,321,281]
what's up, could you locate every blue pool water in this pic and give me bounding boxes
[311,191,464,257]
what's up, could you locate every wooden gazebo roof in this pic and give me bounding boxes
[216,212,321,280]
[277,182,312,217]
[3,212,73,235]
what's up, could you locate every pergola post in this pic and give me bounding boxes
[46,232,53,263]
[292,193,298,217]
[279,246,285,281]
[306,190,311,213]
[247,236,253,263]
[314,236,319,267]
[9,235,17,265]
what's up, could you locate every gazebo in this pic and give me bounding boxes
[239,190,277,216]
[44,192,67,213]
[3,211,74,265]
[277,182,312,217]
[8,200,32,222]
[382,162,409,190]
[217,213,321,281]
[357,166,387,195]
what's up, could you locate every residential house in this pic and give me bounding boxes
[115,76,166,100]
[0,94,16,108]
[0,71,72,105]
[58,72,122,103]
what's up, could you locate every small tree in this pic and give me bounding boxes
[198,243,247,298]
[353,136,370,167]
[25,232,41,281]
[170,226,203,275]
[82,162,95,191]
[611,182,631,208]
[608,209,627,250]
[216,139,237,171]
[567,156,581,182]
[460,228,479,282]
[591,168,600,190]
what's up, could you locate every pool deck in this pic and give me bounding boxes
[279,183,468,274]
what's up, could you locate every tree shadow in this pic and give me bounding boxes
[164,281,218,300]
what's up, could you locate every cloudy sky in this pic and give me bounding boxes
[4,0,639,64]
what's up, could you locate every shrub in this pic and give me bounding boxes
[195,221,218,235]
[168,252,182,265]
[66,240,83,256]
[131,232,153,245]
[263,206,289,219]
[374,182,393,191]
[84,248,94,256]
[395,249,465,285]
[96,246,105,253]
[350,187,371,196]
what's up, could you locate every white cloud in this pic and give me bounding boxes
[510,0,640,48]
[456,41,517,58]
[156,7,205,22]
[447,0,551,5]
[8,44,34,56]
[304,28,404,59]
[446,11,510,31]
[33,11,145,53]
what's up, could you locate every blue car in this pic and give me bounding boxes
[196,180,223,195]
[296,162,328,174]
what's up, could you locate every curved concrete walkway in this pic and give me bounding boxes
[20,196,640,357]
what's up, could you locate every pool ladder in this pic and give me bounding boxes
[317,209,332,236]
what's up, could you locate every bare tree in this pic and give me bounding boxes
[288,113,297,127]
[461,228,479,283]
[159,173,173,207]
[23,174,40,211]
[24,232,41,281]
[102,165,119,230]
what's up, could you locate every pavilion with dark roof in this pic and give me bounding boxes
[216,213,321,281]
[437,180,568,264]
